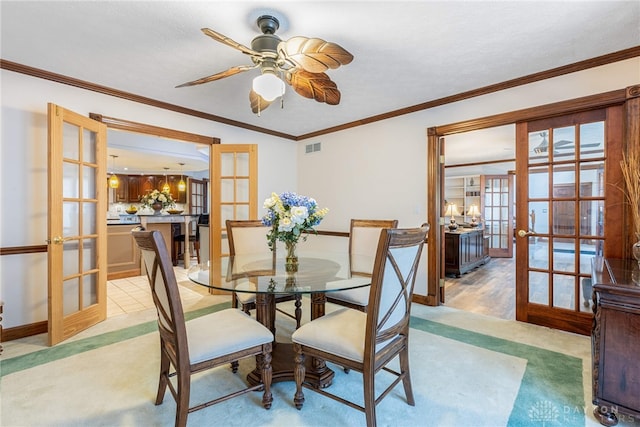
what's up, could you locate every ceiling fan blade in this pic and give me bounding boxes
[286,69,341,105]
[554,143,600,150]
[278,37,354,73]
[201,28,262,57]
[553,139,573,147]
[249,90,273,114]
[175,64,257,88]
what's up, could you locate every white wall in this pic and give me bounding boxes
[1,57,638,329]
[298,58,640,296]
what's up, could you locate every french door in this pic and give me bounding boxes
[481,174,514,258]
[208,144,258,287]
[515,107,623,335]
[47,104,107,345]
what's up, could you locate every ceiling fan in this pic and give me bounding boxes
[532,132,599,154]
[176,15,354,115]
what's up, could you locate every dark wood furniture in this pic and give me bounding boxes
[133,230,274,427]
[445,228,489,277]
[591,257,640,426]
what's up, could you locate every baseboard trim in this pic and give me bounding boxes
[2,320,47,342]
[107,269,141,280]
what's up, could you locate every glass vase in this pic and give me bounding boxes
[151,202,163,215]
[285,241,298,273]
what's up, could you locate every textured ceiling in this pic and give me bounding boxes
[3,0,639,140]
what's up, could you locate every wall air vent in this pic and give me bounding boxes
[305,142,321,154]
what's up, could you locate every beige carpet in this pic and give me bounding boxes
[1,298,631,426]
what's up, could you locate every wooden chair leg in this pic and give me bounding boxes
[400,346,415,405]
[293,343,305,409]
[231,293,238,309]
[155,349,171,405]
[294,295,302,329]
[175,366,191,427]
[363,371,377,427]
[259,346,273,409]
[172,241,179,266]
[241,302,251,315]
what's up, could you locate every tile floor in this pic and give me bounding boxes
[107,264,211,317]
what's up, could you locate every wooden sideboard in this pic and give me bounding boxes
[591,257,640,426]
[444,228,489,277]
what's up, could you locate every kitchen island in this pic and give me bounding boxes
[107,214,199,279]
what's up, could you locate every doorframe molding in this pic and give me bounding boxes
[426,86,636,307]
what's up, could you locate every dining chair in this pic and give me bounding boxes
[292,224,429,427]
[132,230,274,427]
[326,219,398,312]
[226,219,302,328]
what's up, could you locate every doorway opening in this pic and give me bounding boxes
[442,125,516,320]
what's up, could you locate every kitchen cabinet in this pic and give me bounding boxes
[127,175,141,202]
[140,175,156,196]
[106,174,128,202]
[591,257,640,426]
[113,174,128,202]
[109,174,189,203]
[445,228,489,277]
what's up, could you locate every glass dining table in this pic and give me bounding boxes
[188,252,372,388]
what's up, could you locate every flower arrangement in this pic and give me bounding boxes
[262,192,329,250]
[620,150,640,236]
[140,189,175,209]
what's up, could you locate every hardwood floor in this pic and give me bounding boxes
[443,257,515,320]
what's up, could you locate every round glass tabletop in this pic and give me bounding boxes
[188,254,372,295]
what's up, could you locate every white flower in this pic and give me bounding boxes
[263,196,276,209]
[290,206,309,224]
[278,216,294,232]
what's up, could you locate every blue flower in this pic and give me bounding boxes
[262,192,328,250]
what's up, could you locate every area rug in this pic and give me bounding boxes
[0,300,602,426]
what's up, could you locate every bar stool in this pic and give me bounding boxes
[173,214,208,266]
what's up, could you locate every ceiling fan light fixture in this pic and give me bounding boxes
[253,72,285,101]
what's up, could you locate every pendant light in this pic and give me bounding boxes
[162,167,171,193]
[178,163,186,192]
[108,155,119,189]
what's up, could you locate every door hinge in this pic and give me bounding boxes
[439,278,445,288]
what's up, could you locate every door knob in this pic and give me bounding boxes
[46,236,68,245]
[517,230,535,238]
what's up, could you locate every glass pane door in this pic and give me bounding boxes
[514,108,618,335]
[482,174,513,257]
[209,144,257,286]
[47,104,107,345]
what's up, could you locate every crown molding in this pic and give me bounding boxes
[2,46,639,141]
